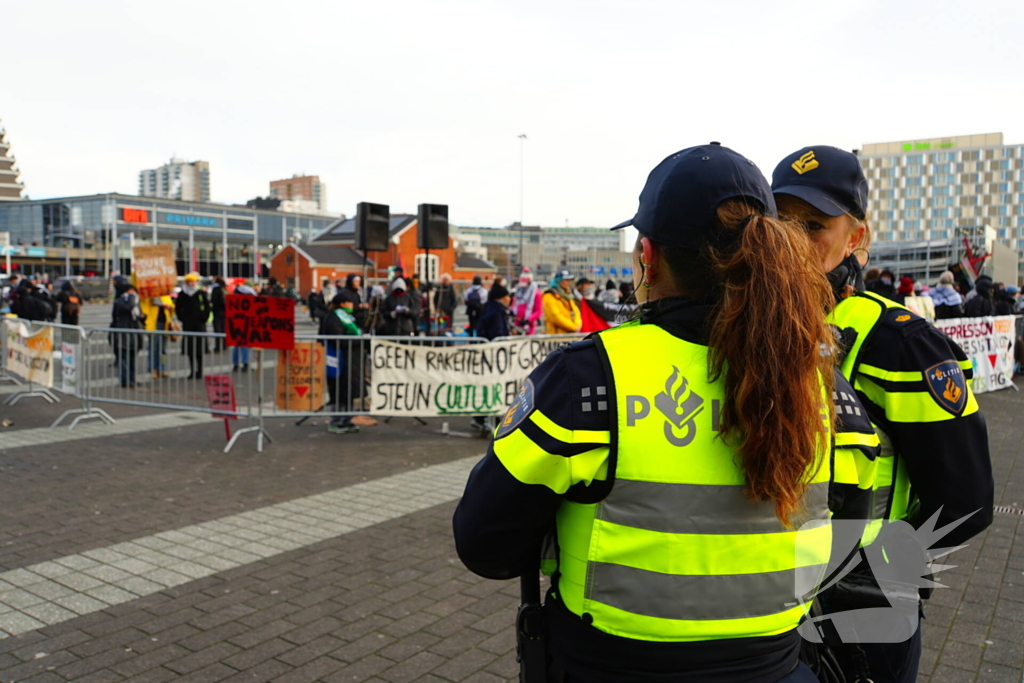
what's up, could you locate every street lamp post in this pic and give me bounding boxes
[518,133,527,275]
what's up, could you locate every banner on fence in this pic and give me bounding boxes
[370,336,582,416]
[934,316,1016,394]
[3,320,54,387]
[60,342,79,395]
[276,342,325,411]
[225,294,295,350]
[132,244,178,298]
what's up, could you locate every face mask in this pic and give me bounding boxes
[880,276,892,286]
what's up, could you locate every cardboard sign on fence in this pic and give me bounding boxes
[276,342,325,411]
[132,244,178,298]
[225,294,295,350]
[204,375,239,419]
[3,320,54,387]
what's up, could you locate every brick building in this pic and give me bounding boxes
[269,214,497,293]
[269,175,326,212]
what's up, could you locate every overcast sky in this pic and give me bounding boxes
[4,0,1023,235]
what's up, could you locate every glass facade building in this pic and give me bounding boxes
[858,133,1024,283]
[0,193,336,278]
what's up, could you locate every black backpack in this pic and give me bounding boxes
[965,294,994,318]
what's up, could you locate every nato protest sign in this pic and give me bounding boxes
[370,336,582,417]
[225,294,295,350]
[934,315,1016,394]
[3,320,54,387]
[132,244,177,298]
[276,342,325,412]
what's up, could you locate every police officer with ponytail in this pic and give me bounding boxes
[772,146,994,683]
[454,143,880,682]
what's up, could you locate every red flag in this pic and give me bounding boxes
[580,299,610,333]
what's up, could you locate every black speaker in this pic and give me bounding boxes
[417,204,449,250]
[355,202,390,251]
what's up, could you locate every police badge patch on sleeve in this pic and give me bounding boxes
[924,361,967,416]
[494,379,535,439]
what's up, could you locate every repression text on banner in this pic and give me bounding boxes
[933,315,1016,394]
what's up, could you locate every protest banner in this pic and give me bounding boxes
[276,342,325,411]
[370,336,583,417]
[60,342,79,395]
[225,294,295,350]
[205,375,239,441]
[3,320,54,387]
[934,315,1016,394]
[132,244,177,298]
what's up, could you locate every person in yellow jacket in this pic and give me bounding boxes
[139,293,175,379]
[541,269,581,334]
[454,143,880,682]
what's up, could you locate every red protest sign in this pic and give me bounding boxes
[204,375,238,420]
[225,294,295,350]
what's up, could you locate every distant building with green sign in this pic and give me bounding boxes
[857,132,1024,284]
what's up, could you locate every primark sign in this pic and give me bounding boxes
[161,212,220,229]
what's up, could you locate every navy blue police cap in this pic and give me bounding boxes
[771,146,868,220]
[611,142,777,249]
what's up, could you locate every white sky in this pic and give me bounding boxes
[4,0,1023,236]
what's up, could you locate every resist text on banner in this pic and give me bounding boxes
[225,294,295,350]
[934,315,1016,394]
[3,321,54,387]
[370,336,582,417]
[132,244,178,298]
[276,342,325,412]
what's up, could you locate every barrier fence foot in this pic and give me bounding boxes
[4,388,60,405]
[223,425,273,454]
[51,408,116,430]
[0,372,23,386]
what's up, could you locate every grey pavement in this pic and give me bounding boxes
[0,366,1020,681]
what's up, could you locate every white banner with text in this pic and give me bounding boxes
[933,316,1016,394]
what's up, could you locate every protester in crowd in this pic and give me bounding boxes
[994,283,1016,315]
[381,278,420,336]
[469,283,512,432]
[542,269,581,334]
[1006,285,1021,313]
[492,274,507,290]
[512,269,542,335]
[574,276,596,301]
[368,281,388,334]
[343,274,370,331]
[231,281,257,371]
[773,144,992,683]
[2,274,20,314]
[597,279,621,303]
[457,143,857,683]
[862,267,881,291]
[894,276,914,305]
[390,266,405,285]
[927,270,964,319]
[307,285,327,324]
[17,278,54,322]
[867,268,898,301]
[432,273,458,333]
[40,281,57,321]
[618,279,633,303]
[965,275,996,317]
[463,275,487,334]
[111,284,143,388]
[140,291,174,379]
[260,276,284,297]
[209,276,227,352]
[54,280,82,326]
[175,272,211,379]
[319,292,362,434]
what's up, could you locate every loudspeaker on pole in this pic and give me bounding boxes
[355,202,390,252]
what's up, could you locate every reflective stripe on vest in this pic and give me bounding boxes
[552,323,833,642]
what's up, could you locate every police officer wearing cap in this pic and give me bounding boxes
[772,146,994,683]
[454,143,881,682]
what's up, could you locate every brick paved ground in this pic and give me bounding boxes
[0,377,1021,681]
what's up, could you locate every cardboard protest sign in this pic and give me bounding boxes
[276,342,325,411]
[204,374,239,419]
[370,336,582,417]
[60,342,79,395]
[3,320,54,387]
[225,294,295,350]
[934,315,1016,394]
[902,296,935,322]
[132,244,177,298]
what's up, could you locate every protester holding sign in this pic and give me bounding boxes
[176,272,211,379]
[772,145,993,681]
[319,293,362,434]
